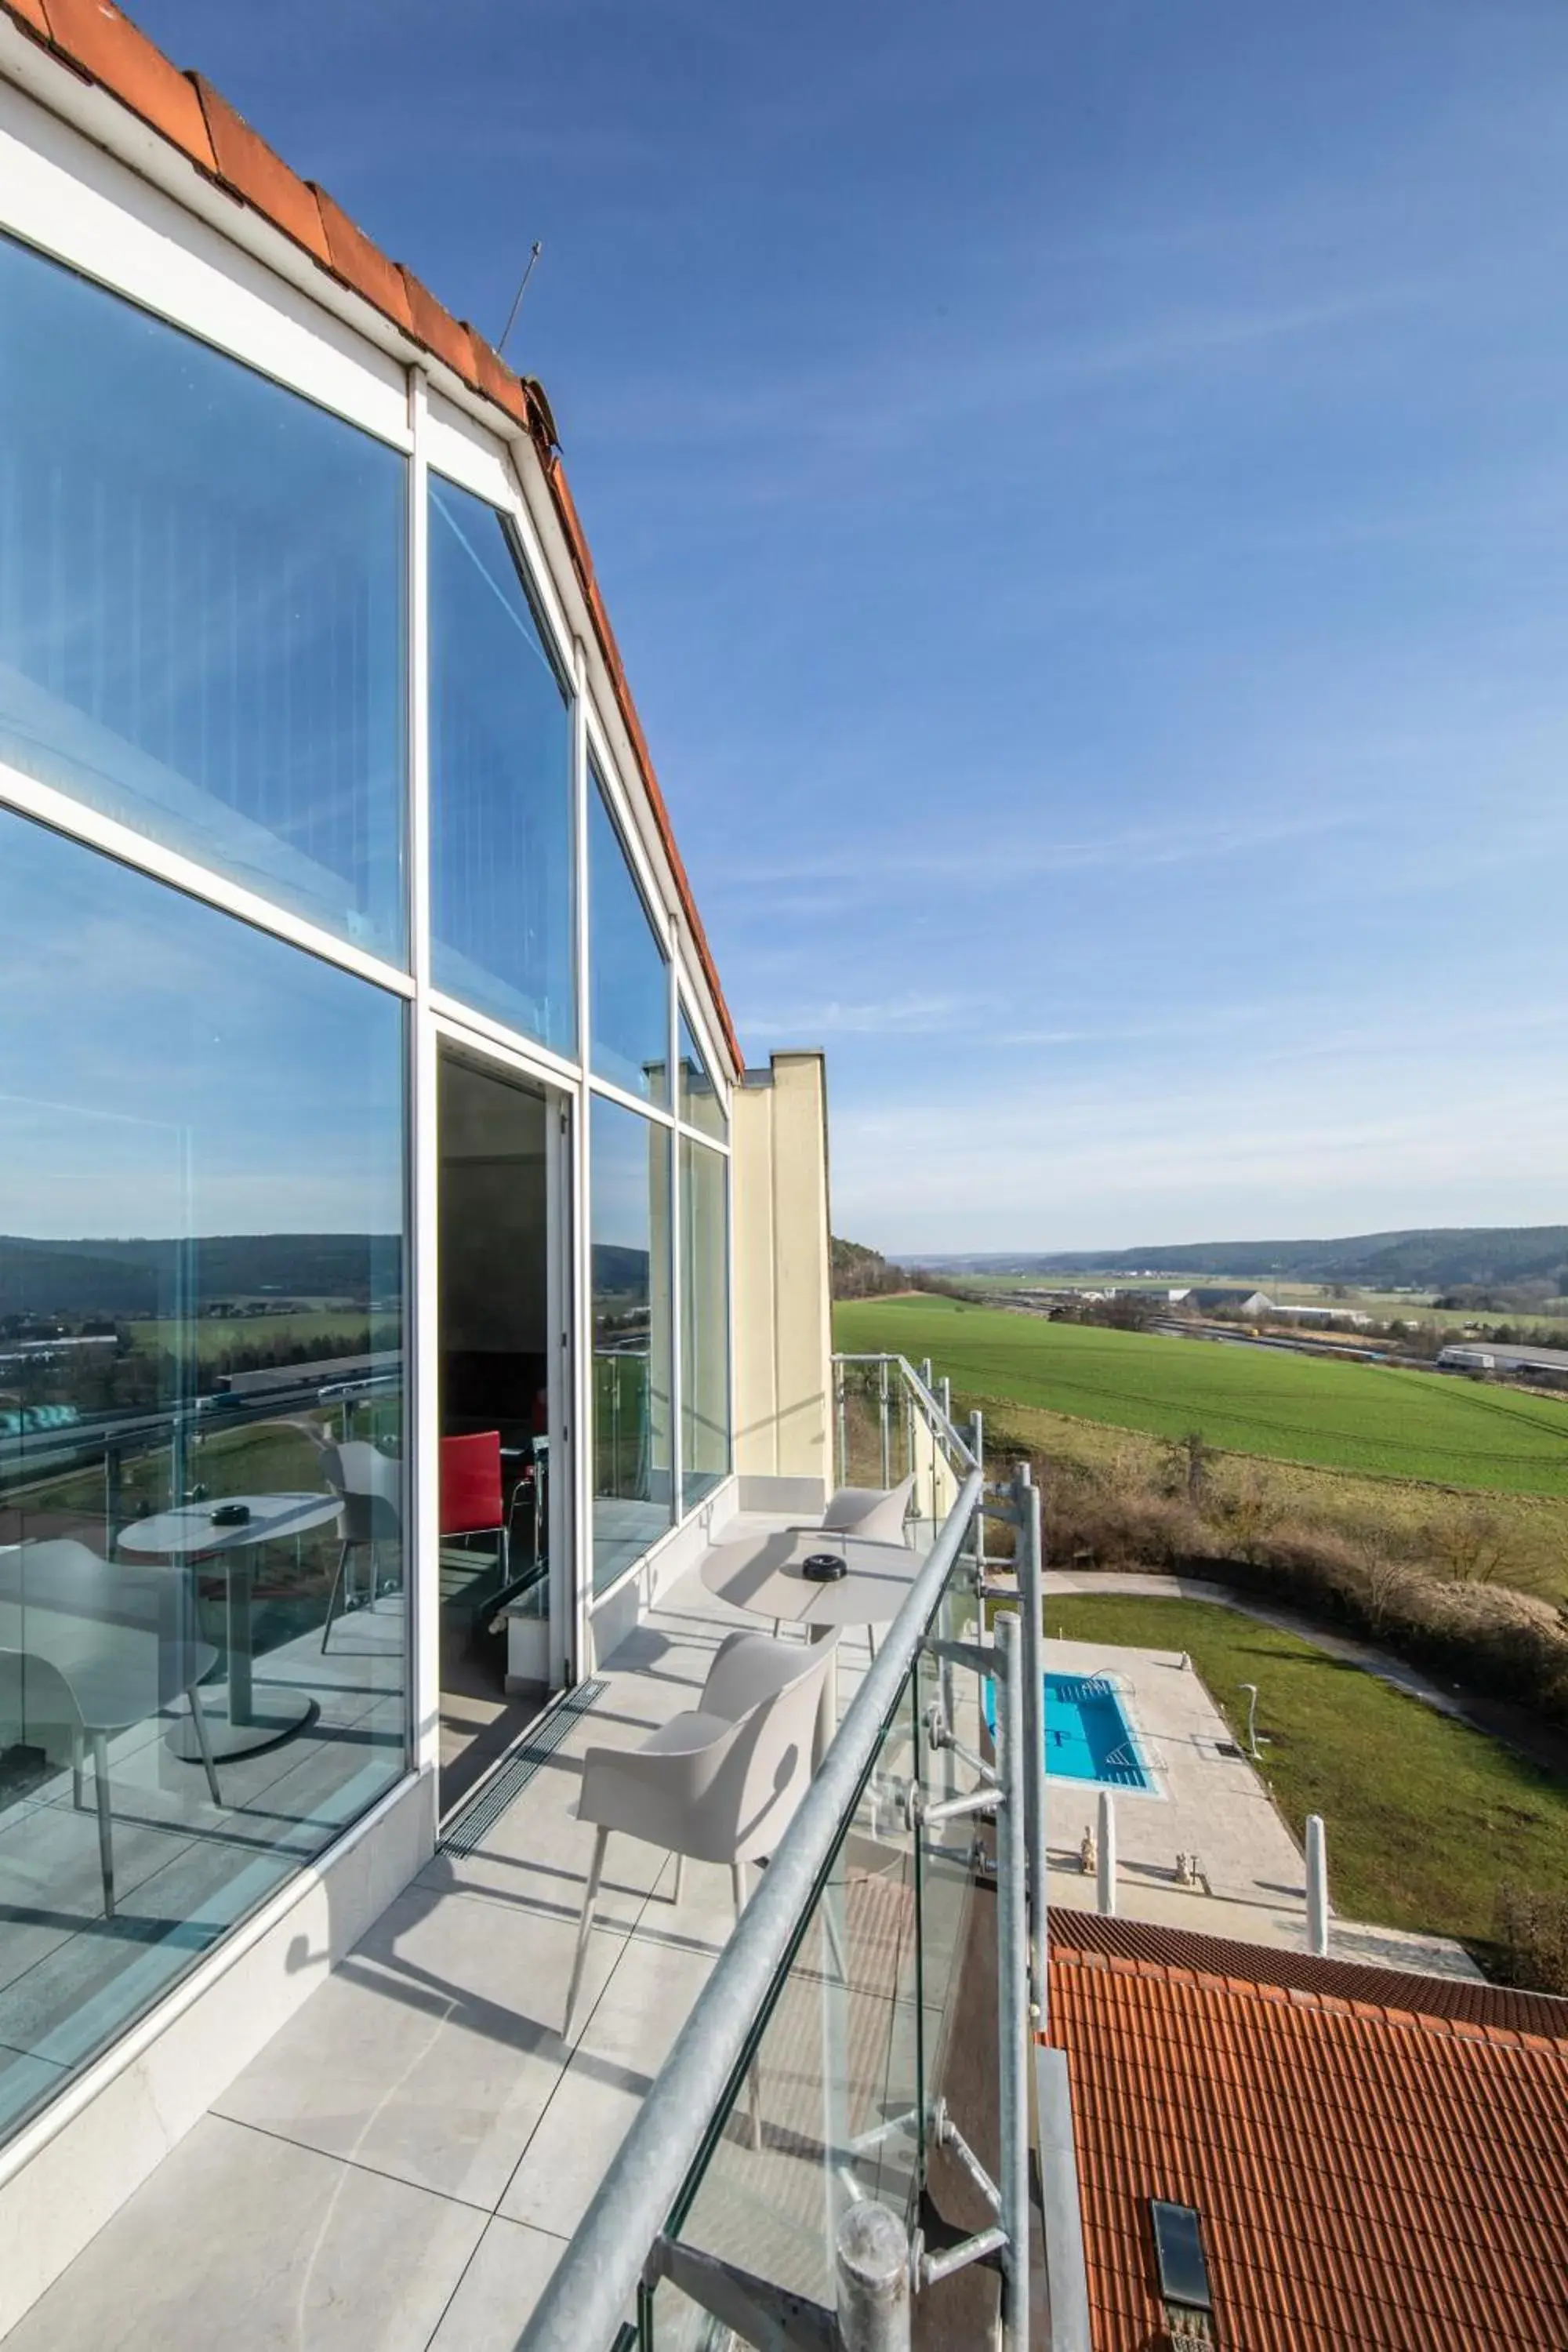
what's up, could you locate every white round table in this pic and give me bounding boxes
[700,1529,926,1758]
[118,1492,340,1759]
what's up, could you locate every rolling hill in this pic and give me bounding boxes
[915,1225,1568,1293]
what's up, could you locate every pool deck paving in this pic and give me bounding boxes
[1040,1635,1483,1981]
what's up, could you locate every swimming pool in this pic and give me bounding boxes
[987,1669,1155,1791]
[1044,1671,1154,1791]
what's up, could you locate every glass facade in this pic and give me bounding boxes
[0,808,407,2145]
[0,191,736,2155]
[0,233,407,961]
[678,1007,728,1142]
[429,477,575,1054]
[590,1095,673,1591]
[681,1138,731,1508]
[589,773,670,1106]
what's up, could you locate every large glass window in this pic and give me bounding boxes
[681,1138,731,1510]
[590,1096,672,1590]
[429,477,575,1054]
[0,233,407,961]
[678,1006,728,1142]
[0,808,406,2149]
[590,773,669,1105]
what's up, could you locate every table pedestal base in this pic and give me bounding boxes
[167,1690,318,1763]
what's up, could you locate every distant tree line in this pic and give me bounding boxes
[830,1237,961,1303]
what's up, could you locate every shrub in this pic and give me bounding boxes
[1495,1884,1568,1995]
[1025,1437,1568,1736]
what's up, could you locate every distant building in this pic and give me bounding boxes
[1174,1287,1274,1317]
[1269,1301,1374,1329]
[1439,1340,1568,1386]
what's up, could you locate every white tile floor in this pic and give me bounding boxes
[0,1516,886,2352]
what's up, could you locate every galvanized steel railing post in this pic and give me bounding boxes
[836,2201,912,2352]
[970,1406,985,1580]
[879,1356,891,1487]
[1017,1463,1047,2028]
[836,1358,849,1489]
[994,1611,1031,2348]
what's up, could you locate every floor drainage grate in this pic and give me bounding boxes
[440,1679,608,1855]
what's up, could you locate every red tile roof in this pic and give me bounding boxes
[1047,1922,1568,2351]
[1051,1906,1568,2040]
[0,0,741,1072]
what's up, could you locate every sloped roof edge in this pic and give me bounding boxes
[0,0,741,1075]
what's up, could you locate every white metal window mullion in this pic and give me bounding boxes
[668,913,684,1526]
[585,1071,677,1129]
[571,637,593,1678]
[405,365,442,1791]
[675,978,735,1123]
[0,761,417,1003]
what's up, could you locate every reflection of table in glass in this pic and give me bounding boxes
[700,1530,926,1760]
[118,1492,339,1759]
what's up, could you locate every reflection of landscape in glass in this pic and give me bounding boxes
[0,808,407,2148]
[590,1096,672,1590]
[681,1137,730,1508]
[0,1229,402,1642]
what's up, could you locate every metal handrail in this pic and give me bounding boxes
[832,1350,979,1473]
[514,1465,986,2352]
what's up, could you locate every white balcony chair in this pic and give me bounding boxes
[770,1471,917,1637]
[0,1538,222,1918]
[320,1441,403,1651]
[819,1472,916,1546]
[563,1628,838,2038]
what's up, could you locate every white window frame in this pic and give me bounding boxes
[0,61,742,1755]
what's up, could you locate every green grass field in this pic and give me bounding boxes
[126,1313,379,1365]
[1047,1593,1568,1956]
[835,1294,1568,1494]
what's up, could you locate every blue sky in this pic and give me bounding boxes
[128,0,1568,1254]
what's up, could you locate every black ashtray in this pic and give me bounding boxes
[210,1502,252,1527]
[801,1552,848,1583]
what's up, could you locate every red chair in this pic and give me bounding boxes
[440,1431,511,1577]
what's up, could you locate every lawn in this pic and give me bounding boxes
[126,1312,382,1364]
[1046,1592,1568,1959]
[835,1295,1568,1494]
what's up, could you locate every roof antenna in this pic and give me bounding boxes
[496,241,543,361]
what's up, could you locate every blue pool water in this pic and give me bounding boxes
[1044,1671,1153,1791]
[985,1671,1154,1791]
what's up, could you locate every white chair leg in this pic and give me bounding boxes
[731,1860,750,1922]
[672,1853,685,1907]
[187,1679,223,1808]
[563,1825,608,2039]
[71,1728,84,1811]
[90,1732,114,1918]
[321,1539,353,1652]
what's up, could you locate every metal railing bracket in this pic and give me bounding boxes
[644,2238,838,2352]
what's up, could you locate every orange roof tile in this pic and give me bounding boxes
[1046,1924,1568,2352]
[189,73,330,264]
[1050,1908,1568,2040]
[0,0,742,1073]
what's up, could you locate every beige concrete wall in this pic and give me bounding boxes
[731,1051,833,1500]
